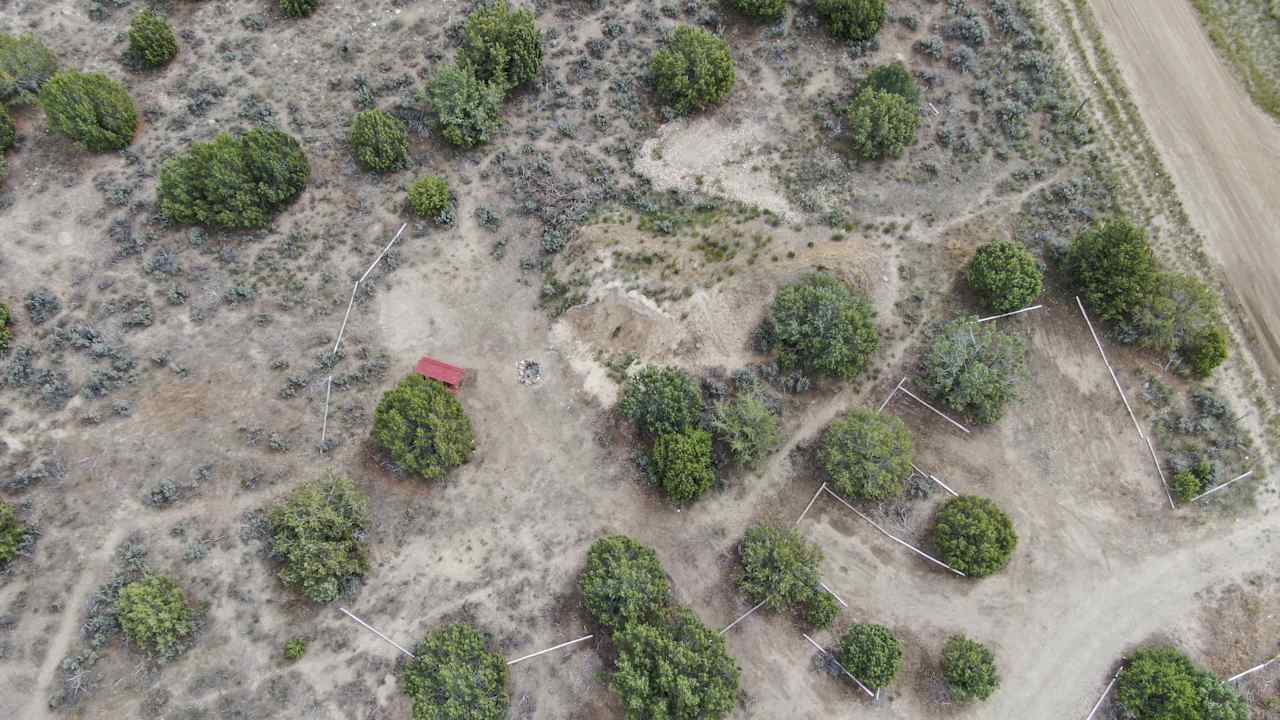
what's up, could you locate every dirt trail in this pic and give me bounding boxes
[1088,0,1280,382]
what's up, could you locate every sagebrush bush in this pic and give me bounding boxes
[837,624,902,690]
[403,624,508,720]
[966,240,1043,313]
[580,535,671,631]
[0,500,27,567]
[128,9,178,69]
[816,0,886,41]
[846,87,920,160]
[269,475,369,603]
[116,575,193,658]
[40,71,137,152]
[1066,218,1157,324]
[710,389,781,467]
[932,496,1017,577]
[158,127,310,228]
[820,408,912,500]
[408,175,452,222]
[619,366,703,436]
[919,318,1028,424]
[350,108,410,172]
[942,634,1000,701]
[1115,646,1248,720]
[651,25,736,116]
[732,0,787,21]
[738,525,837,629]
[460,0,543,90]
[0,33,58,104]
[650,427,716,505]
[422,64,504,148]
[1,105,16,151]
[610,608,740,720]
[373,373,476,480]
[759,273,879,379]
[281,0,320,18]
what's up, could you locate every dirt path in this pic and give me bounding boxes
[1087,0,1280,382]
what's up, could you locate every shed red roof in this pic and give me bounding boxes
[414,356,466,388]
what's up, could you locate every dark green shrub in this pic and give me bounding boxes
[128,9,178,69]
[373,373,476,480]
[403,624,508,720]
[738,525,836,628]
[1183,325,1228,379]
[115,575,194,658]
[815,0,886,41]
[408,175,452,222]
[919,318,1028,424]
[1066,218,1158,324]
[610,608,740,720]
[619,366,703,436]
[837,624,902,689]
[1115,647,1247,720]
[846,87,920,160]
[819,408,912,500]
[1134,272,1228,377]
[760,273,879,379]
[942,634,1000,702]
[732,0,787,21]
[709,389,781,467]
[1,105,16,150]
[158,127,310,228]
[860,61,920,105]
[281,0,320,18]
[966,240,1043,313]
[0,501,27,567]
[284,637,307,661]
[1171,470,1201,503]
[803,590,840,629]
[40,71,137,152]
[0,33,58,104]
[932,496,1017,577]
[580,535,671,631]
[650,428,716,505]
[459,0,543,90]
[651,25,736,116]
[0,302,11,354]
[268,475,370,603]
[422,64,504,148]
[350,108,410,172]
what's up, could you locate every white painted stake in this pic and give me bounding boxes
[506,635,594,666]
[818,581,848,608]
[1085,669,1121,720]
[720,600,767,635]
[1227,654,1279,682]
[319,375,334,450]
[976,304,1044,323]
[1190,470,1256,503]
[823,487,966,577]
[339,607,416,659]
[910,463,959,497]
[1076,297,1144,440]
[897,386,971,434]
[796,483,828,525]
[1145,436,1175,509]
[878,377,906,412]
[358,223,409,284]
[801,633,875,698]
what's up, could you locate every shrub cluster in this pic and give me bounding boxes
[732,0,787,21]
[422,64,505,148]
[1114,646,1248,720]
[942,634,1000,701]
[459,0,543,90]
[966,240,1043,313]
[737,525,839,629]
[580,535,671,632]
[1066,218,1158,324]
[373,373,476,480]
[350,108,410,172]
[860,61,920,106]
[268,475,370,603]
[1171,459,1215,503]
[158,127,310,228]
[820,408,912,500]
[919,318,1028,425]
[709,387,781,468]
[115,575,194,658]
[758,273,879,380]
[816,0,886,41]
[0,33,59,104]
[650,427,716,506]
[837,624,903,690]
[0,500,28,567]
[128,9,178,69]
[620,366,703,436]
[40,71,137,152]
[408,175,453,223]
[403,624,508,720]
[651,25,736,116]
[932,496,1017,577]
[846,88,919,160]
[281,0,321,18]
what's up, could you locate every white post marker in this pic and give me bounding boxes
[1085,668,1122,720]
[897,385,971,434]
[796,483,828,525]
[1227,653,1280,682]
[506,635,594,666]
[319,375,334,449]
[818,581,848,608]
[878,377,906,412]
[1145,436,1175,510]
[823,487,966,577]
[910,463,959,497]
[976,304,1044,323]
[720,600,767,635]
[1076,297,1144,440]
[339,607,416,659]
[1190,470,1255,503]
[801,633,875,698]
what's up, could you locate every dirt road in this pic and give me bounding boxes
[1089,0,1280,382]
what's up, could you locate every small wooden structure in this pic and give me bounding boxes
[414,356,466,394]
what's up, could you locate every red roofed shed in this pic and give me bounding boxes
[414,356,466,394]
